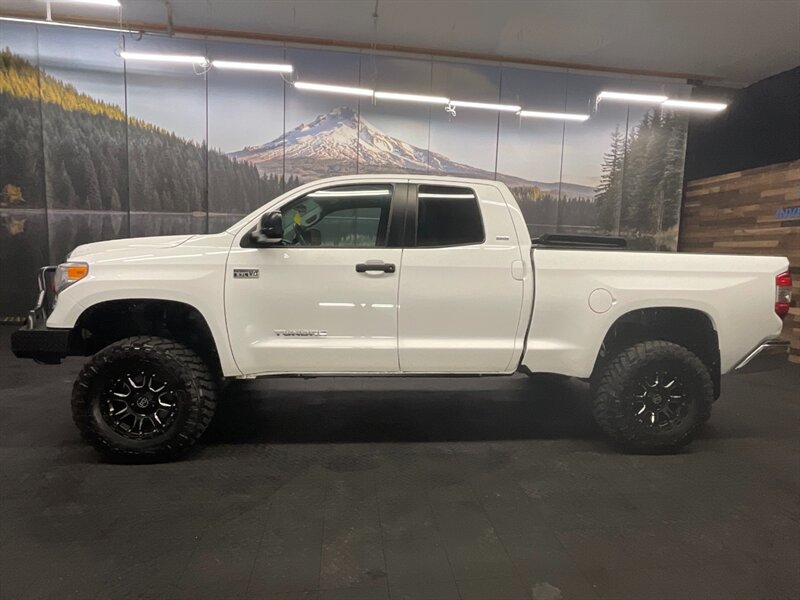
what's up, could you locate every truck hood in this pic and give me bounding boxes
[67,234,196,262]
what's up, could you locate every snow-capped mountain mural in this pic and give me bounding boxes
[229,106,594,199]
[0,21,690,320]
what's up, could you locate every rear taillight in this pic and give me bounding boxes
[775,271,792,319]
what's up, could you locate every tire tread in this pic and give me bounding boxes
[593,340,713,454]
[71,336,217,460]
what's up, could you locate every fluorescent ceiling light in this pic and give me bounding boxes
[450,100,521,112]
[518,110,590,122]
[662,99,727,112]
[211,60,293,73]
[598,91,669,104]
[375,91,449,105]
[44,0,120,6]
[294,81,374,96]
[120,51,208,65]
[0,16,132,32]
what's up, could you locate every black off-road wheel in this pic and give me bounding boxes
[592,340,713,454]
[72,336,217,461]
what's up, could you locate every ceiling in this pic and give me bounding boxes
[2,0,799,86]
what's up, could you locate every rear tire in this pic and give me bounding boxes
[592,340,712,454]
[72,336,217,461]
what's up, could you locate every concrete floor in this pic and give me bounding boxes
[1,325,798,600]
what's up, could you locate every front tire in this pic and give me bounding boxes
[592,340,713,454]
[72,336,217,460]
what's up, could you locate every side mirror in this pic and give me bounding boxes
[251,211,283,245]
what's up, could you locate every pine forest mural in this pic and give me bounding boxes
[0,22,690,318]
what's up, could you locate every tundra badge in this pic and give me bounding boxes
[274,329,328,337]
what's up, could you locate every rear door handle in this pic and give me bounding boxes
[355,262,396,273]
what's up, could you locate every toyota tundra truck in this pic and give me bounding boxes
[10,175,793,459]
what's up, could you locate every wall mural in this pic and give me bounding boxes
[0,21,690,319]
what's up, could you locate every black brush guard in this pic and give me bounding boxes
[11,266,74,363]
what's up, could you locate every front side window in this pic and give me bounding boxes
[280,185,393,247]
[416,185,484,247]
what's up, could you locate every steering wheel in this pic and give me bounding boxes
[294,226,309,245]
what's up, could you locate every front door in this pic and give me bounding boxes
[226,182,407,375]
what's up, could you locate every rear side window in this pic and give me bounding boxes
[416,185,484,247]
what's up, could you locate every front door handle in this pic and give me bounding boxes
[356,262,396,273]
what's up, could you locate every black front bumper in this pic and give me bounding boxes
[10,266,75,364]
[11,325,73,363]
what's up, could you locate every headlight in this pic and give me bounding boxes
[54,262,89,294]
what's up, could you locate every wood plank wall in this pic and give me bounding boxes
[679,159,800,364]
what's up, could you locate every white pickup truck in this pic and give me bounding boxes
[11,175,792,459]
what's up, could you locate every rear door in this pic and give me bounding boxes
[398,182,526,373]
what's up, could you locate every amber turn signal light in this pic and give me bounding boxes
[54,262,89,294]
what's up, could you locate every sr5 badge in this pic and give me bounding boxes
[233,269,259,279]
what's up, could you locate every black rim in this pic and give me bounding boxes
[101,370,179,439]
[631,370,691,431]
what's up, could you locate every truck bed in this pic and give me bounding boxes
[522,248,787,377]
